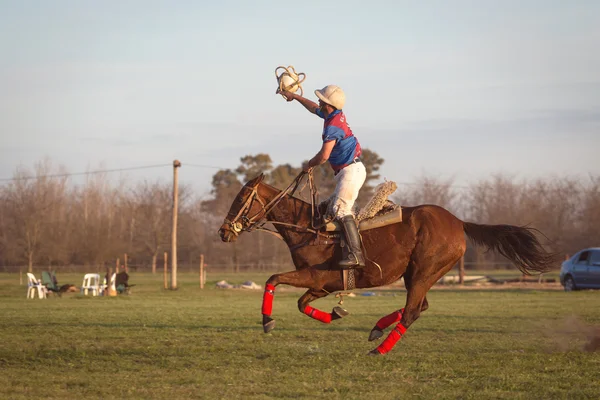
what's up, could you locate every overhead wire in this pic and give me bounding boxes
[0,163,172,182]
[0,161,471,189]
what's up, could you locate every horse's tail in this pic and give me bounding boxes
[462,222,558,275]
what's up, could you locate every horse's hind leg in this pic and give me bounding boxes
[369,260,456,355]
[367,278,430,341]
[367,297,429,341]
[298,289,349,324]
[261,268,324,333]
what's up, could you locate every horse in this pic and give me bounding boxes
[218,172,557,355]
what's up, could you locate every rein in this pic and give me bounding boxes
[224,171,326,242]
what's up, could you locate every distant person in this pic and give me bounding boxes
[115,266,134,294]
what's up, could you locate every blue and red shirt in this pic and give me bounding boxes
[315,108,362,173]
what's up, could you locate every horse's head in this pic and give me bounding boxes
[218,173,268,243]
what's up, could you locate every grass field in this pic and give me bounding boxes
[1,271,599,399]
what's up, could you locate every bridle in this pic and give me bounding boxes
[222,171,324,241]
[223,184,268,235]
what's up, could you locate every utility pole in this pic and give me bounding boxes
[171,159,181,290]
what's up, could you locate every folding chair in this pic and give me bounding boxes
[41,271,61,297]
[26,273,47,299]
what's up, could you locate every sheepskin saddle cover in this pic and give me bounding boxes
[317,181,400,223]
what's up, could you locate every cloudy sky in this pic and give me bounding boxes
[1,0,598,196]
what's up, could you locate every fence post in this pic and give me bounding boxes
[124,253,128,273]
[200,254,205,289]
[163,252,168,290]
[458,256,465,284]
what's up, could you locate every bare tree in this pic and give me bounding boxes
[133,181,172,273]
[3,160,66,272]
[395,173,459,212]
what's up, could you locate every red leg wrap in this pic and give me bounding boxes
[376,323,407,354]
[303,305,332,324]
[376,308,404,330]
[261,284,275,316]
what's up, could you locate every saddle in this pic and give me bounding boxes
[316,181,402,232]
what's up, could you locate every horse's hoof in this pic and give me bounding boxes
[263,318,276,334]
[368,327,384,342]
[367,348,382,356]
[331,306,349,320]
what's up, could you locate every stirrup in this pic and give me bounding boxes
[338,253,365,269]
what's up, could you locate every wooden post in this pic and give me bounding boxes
[19,267,22,285]
[232,242,239,274]
[116,258,120,273]
[200,254,205,289]
[124,253,128,273]
[105,267,111,296]
[458,256,465,284]
[171,160,181,290]
[163,252,168,290]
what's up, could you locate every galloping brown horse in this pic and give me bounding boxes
[218,173,556,355]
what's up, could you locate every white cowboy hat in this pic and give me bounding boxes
[315,85,345,110]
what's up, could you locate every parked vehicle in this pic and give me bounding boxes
[560,247,600,291]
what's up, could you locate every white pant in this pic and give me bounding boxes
[331,162,367,218]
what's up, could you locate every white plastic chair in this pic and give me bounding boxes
[81,273,101,296]
[26,273,47,299]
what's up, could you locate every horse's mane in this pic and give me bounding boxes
[257,181,313,207]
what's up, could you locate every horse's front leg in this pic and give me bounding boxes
[261,268,344,333]
[298,289,349,324]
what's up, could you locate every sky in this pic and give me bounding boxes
[1,0,599,197]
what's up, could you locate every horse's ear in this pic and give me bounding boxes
[247,173,265,186]
[254,173,265,184]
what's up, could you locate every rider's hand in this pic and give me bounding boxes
[302,161,312,172]
[277,89,295,102]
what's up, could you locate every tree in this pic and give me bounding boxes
[202,169,243,271]
[577,176,600,250]
[394,173,458,211]
[3,160,66,272]
[133,181,172,274]
[39,171,71,268]
[268,164,301,190]
[236,154,273,182]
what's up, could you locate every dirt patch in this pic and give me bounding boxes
[539,316,600,353]
[584,328,600,352]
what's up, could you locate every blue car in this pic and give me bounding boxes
[560,247,600,291]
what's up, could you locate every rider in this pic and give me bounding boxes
[278,84,367,268]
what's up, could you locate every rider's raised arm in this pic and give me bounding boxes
[279,91,319,115]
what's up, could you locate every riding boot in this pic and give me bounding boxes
[338,215,366,268]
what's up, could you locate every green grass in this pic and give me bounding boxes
[1,272,599,399]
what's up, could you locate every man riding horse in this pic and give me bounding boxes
[278,84,366,268]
